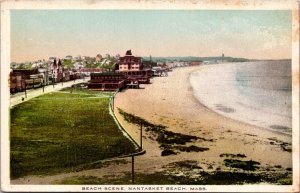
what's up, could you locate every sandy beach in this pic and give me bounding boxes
[11,64,292,185]
[114,64,292,170]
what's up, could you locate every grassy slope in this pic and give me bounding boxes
[10,90,137,179]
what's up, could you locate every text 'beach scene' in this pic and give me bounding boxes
[2,3,299,192]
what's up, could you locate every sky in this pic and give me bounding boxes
[11,10,292,62]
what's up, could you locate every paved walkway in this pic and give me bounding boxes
[10,78,90,107]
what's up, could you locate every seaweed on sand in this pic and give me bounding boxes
[118,108,210,155]
[223,159,260,171]
[220,153,246,158]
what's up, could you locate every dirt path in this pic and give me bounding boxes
[10,78,89,107]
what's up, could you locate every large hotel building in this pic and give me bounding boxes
[116,50,143,71]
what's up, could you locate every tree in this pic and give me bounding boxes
[62,60,75,70]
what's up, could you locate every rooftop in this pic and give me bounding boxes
[125,50,132,56]
[91,72,124,76]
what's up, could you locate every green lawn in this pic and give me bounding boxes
[10,90,137,179]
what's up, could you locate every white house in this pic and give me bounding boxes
[49,57,56,63]
[74,62,84,70]
[74,55,81,61]
[65,55,73,60]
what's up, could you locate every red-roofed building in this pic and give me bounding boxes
[117,50,143,71]
[88,72,125,91]
[189,61,203,66]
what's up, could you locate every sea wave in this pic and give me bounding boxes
[189,61,292,135]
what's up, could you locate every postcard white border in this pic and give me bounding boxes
[1,0,299,192]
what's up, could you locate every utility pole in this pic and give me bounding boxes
[131,155,135,184]
[24,81,27,98]
[42,80,45,93]
[112,95,115,111]
[52,70,55,88]
[140,122,143,149]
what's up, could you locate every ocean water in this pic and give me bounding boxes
[190,60,292,134]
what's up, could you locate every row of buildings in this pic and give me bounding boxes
[9,57,112,93]
[10,59,78,93]
[11,53,117,71]
[10,50,204,93]
[87,50,203,91]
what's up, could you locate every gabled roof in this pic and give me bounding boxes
[125,50,132,56]
[91,72,124,76]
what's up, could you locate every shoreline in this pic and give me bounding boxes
[189,66,292,137]
[189,62,292,136]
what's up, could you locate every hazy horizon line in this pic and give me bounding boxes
[11,55,292,63]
